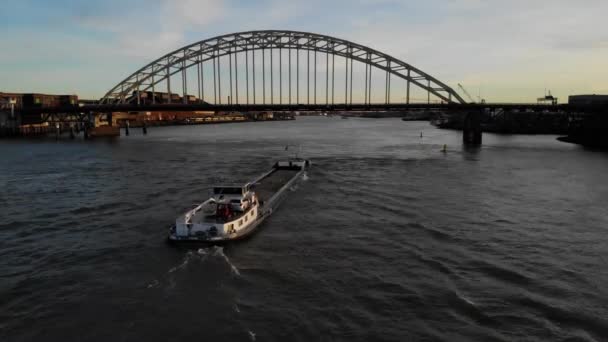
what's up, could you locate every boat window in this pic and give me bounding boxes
[245,216,248,222]
[239,219,243,226]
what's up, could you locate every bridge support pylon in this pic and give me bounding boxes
[463,111,482,145]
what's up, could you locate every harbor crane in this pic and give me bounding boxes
[458,83,476,103]
[458,83,485,104]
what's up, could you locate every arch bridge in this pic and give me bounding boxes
[100,30,466,107]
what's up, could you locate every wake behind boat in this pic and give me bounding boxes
[168,159,310,243]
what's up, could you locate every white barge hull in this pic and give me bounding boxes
[168,159,310,243]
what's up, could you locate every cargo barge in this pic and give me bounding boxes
[168,159,310,243]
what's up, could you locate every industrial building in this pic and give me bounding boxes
[1,92,79,136]
[1,93,22,134]
[568,95,608,106]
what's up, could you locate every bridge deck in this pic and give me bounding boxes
[20,102,606,115]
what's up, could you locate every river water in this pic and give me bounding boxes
[1,116,607,341]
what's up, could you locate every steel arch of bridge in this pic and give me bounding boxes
[100,30,466,105]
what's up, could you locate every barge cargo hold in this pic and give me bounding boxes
[168,159,310,243]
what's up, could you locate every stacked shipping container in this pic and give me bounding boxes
[21,94,78,108]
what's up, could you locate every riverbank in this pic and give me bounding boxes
[557,113,608,149]
[433,111,572,135]
[0,114,295,138]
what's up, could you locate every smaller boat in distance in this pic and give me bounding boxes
[168,159,310,243]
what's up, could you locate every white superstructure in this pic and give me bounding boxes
[173,184,259,241]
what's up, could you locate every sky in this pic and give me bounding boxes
[1,0,607,102]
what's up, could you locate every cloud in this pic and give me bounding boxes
[327,0,608,101]
[1,0,607,101]
[166,0,225,28]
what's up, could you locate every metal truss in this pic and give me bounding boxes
[100,30,466,105]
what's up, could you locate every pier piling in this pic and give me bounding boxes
[463,112,482,145]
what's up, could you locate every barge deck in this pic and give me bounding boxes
[253,169,301,208]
